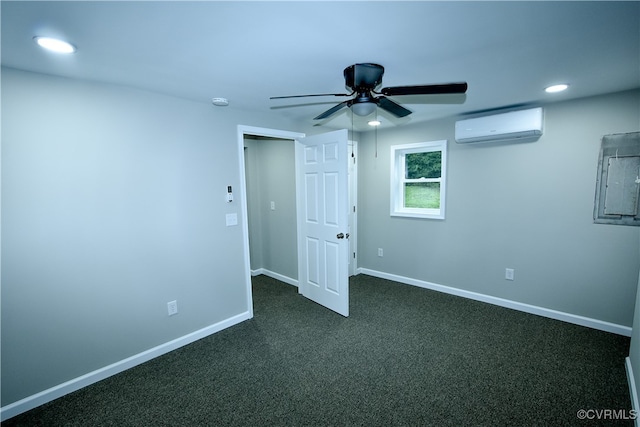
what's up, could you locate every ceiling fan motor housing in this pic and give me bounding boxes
[344,63,385,91]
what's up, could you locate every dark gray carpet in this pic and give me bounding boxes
[3,274,632,426]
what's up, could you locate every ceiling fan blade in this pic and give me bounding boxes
[380,82,468,97]
[313,100,351,120]
[377,97,412,118]
[271,93,351,100]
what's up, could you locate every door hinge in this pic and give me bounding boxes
[353,205,356,213]
[353,252,356,259]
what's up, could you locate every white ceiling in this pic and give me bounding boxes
[2,1,639,131]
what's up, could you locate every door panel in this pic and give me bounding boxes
[296,129,349,316]
[306,237,319,286]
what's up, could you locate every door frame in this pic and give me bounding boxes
[237,125,358,315]
[237,125,305,318]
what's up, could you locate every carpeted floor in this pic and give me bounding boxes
[3,274,633,426]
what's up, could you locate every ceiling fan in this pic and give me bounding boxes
[271,63,468,120]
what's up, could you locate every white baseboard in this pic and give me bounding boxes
[0,311,252,422]
[627,357,640,426]
[251,268,298,287]
[357,268,632,337]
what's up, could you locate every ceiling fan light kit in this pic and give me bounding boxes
[271,63,468,122]
[351,102,376,117]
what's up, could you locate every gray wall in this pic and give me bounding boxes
[358,89,640,327]
[3,65,638,410]
[0,67,301,406]
[244,137,297,280]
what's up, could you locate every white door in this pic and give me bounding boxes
[296,129,349,316]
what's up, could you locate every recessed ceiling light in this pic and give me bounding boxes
[545,84,569,93]
[368,120,381,127]
[33,36,76,54]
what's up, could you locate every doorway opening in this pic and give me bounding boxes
[237,126,358,315]
[243,134,298,285]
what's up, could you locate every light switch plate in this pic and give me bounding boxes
[505,268,515,281]
[226,213,238,226]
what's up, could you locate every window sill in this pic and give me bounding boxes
[391,209,445,220]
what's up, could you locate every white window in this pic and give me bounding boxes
[390,140,447,219]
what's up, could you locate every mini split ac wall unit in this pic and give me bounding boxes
[455,107,544,144]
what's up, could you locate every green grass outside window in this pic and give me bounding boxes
[404,183,440,209]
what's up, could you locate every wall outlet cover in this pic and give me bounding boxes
[167,300,178,316]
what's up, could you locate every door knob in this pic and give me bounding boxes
[337,233,345,239]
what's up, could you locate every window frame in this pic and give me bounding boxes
[390,140,447,219]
